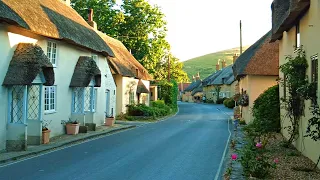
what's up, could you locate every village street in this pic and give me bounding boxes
[0,102,232,180]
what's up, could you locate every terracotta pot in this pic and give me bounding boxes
[105,117,115,126]
[42,129,51,144]
[66,123,80,135]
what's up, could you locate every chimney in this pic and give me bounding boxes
[61,0,71,6]
[181,83,184,92]
[233,54,239,63]
[196,72,200,80]
[192,75,196,82]
[216,60,220,71]
[87,9,97,30]
[222,60,226,68]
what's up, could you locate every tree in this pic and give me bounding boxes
[71,0,189,82]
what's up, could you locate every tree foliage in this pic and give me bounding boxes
[71,0,189,82]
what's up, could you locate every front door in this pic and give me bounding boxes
[106,89,110,116]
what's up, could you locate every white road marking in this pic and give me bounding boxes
[214,108,232,180]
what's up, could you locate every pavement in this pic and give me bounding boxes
[0,102,232,180]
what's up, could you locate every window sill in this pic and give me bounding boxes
[44,111,57,115]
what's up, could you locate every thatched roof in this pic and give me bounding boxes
[209,65,235,85]
[97,32,153,81]
[191,84,203,96]
[70,56,101,87]
[0,0,114,57]
[233,31,279,80]
[3,43,54,86]
[136,79,149,94]
[184,80,201,92]
[271,0,310,42]
[202,70,223,87]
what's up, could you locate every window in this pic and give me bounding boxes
[44,86,56,112]
[47,41,57,66]
[226,91,231,98]
[129,92,135,104]
[311,54,318,104]
[72,87,96,113]
[296,23,300,48]
[84,87,97,112]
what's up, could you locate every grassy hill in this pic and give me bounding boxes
[183,46,249,81]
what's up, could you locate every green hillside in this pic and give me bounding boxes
[183,46,249,81]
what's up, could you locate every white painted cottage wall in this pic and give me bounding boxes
[0,25,117,149]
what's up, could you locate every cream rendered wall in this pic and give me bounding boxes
[278,0,320,168]
[239,75,278,124]
[203,85,215,102]
[115,76,150,115]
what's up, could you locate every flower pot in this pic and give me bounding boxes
[42,129,51,144]
[105,117,115,126]
[66,123,80,135]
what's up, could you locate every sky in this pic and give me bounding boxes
[147,0,274,61]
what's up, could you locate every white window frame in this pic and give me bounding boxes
[47,41,57,67]
[92,54,99,66]
[129,91,135,104]
[44,86,56,113]
[226,91,231,98]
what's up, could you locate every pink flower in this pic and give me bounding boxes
[274,158,279,164]
[231,153,238,160]
[256,142,262,148]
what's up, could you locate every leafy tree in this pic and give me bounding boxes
[71,0,189,82]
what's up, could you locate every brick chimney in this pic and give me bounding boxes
[87,9,97,30]
[222,60,226,68]
[192,75,196,82]
[196,72,200,80]
[233,54,239,64]
[216,59,220,71]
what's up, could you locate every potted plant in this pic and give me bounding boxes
[105,112,115,126]
[66,119,80,135]
[42,119,52,144]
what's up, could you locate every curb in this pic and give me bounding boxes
[0,125,135,165]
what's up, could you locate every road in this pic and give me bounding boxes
[0,102,232,180]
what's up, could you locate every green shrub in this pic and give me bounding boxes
[252,85,281,134]
[127,103,172,118]
[223,98,235,108]
[152,100,166,108]
[158,80,178,109]
[216,97,227,104]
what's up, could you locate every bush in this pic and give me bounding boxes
[223,98,235,109]
[252,85,281,134]
[158,80,178,110]
[216,97,227,104]
[152,100,166,108]
[127,103,171,118]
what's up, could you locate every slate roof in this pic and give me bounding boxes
[192,84,203,96]
[232,31,279,80]
[210,65,235,85]
[0,0,114,57]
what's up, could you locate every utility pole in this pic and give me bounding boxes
[168,55,171,81]
[240,20,243,54]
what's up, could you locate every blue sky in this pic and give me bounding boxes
[118,0,274,61]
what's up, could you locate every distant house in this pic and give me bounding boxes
[178,82,191,100]
[271,0,320,169]
[98,33,153,115]
[233,31,279,124]
[203,63,236,103]
[0,0,117,151]
[182,74,202,103]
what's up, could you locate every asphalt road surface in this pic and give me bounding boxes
[0,102,232,180]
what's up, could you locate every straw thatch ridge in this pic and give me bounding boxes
[70,56,101,87]
[97,31,153,80]
[271,0,310,42]
[191,85,203,96]
[202,70,223,87]
[136,79,149,94]
[233,31,279,80]
[3,43,54,86]
[0,0,114,57]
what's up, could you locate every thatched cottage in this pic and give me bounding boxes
[271,0,320,169]
[232,31,279,124]
[98,32,153,115]
[0,0,117,151]
[182,74,202,103]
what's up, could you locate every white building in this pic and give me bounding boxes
[0,0,116,151]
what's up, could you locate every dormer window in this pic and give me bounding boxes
[296,23,300,48]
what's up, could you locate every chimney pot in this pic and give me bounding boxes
[88,9,93,22]
[222,60,226,68]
